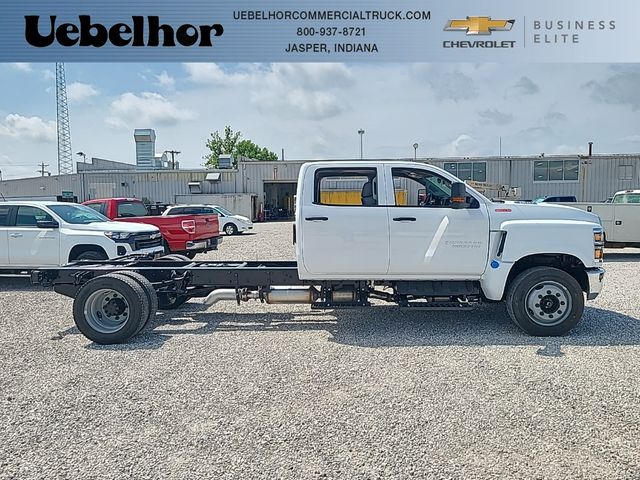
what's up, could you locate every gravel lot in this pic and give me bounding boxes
[1,221,639,479]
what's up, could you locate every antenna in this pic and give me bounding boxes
[55,63,73,175]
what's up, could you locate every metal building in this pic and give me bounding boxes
[1,153,639,220]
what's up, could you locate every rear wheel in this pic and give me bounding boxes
[114,271,158,333]
[73,273,150,344]
[506,267,584,336]
[224,223,238,235]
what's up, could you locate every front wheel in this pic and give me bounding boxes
[505,267,584,336]
[224,223,238,235]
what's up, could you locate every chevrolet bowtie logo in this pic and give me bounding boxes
[445,17,515,35]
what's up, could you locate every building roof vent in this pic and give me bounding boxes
[206,172,221,182]
[188,181,202,194]
[218,154,234,169]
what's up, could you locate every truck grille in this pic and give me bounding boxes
[133,232,163,250]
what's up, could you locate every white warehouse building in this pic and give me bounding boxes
[1,152,639,220]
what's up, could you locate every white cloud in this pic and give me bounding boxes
[154,71,175,89]
[67,82,99,103]
[106,92,195,129]
[438,134,480,157]
[183,63,353,120]
[9,63,33,73]
[621,134,640,143]
[0,114,56,142]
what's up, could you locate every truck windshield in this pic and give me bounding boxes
[49,204,109,224]
[117,201,148,217]
[613,193,640,204]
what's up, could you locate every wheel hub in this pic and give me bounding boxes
[525,281,571,326]
[84,289,130,334]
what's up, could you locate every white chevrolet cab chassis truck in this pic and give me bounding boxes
[32,161,605,344]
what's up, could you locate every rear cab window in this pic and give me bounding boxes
[314,168,379,206]
[116,201,148,218]
[85,202,107,215]
[0,205,13,226]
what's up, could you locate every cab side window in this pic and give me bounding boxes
[15,206,54,226]
[314,168,379,206]
[86,202,106,215]
[391,168,478,208]
[392,168,454,207]
[0,205,12,226]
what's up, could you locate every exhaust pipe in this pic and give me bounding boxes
[204,287,319,307]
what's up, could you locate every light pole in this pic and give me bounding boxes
[76,151,87,164]
[357,129,365,159]
[413,142,419,161]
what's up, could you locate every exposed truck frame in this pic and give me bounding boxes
[31,161,605,344]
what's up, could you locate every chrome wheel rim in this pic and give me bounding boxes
[84,289,130,334]
[525,281,572,326]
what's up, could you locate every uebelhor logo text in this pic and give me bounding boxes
[24,16,224,47]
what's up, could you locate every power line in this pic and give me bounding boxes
[37,162,50,177]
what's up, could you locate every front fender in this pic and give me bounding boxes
[480,219,599,300]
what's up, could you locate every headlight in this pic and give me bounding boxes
[104,231,131,240]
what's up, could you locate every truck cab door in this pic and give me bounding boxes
[385,165,490,278]
[299,165,390,276]
[8,206,61,266]
[0,205,12,265]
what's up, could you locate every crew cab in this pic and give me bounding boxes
[83,198,221,258]
[557,189,640,247]
[162,204,253,235]
[0,201,163,269]
[34,161,605,344]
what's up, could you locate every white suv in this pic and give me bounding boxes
[163,205,253,235]
[0,201,164,268]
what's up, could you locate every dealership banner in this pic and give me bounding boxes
[0,0,638,62]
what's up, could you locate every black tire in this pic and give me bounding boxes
[113,271,158,333]
[505,266,584,336]
[224,223,238,235]
[183,252,198,260]
[75,250,107,261]
[73,273,150,344]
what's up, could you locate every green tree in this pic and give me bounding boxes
[204,126,278,167]
[235,139,279,162]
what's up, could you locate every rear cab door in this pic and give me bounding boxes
[0,205,13,265]
[298,164,390,276]
[384,164,490,278]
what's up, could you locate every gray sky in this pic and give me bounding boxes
[0,62,639,179]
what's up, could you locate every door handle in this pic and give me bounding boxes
[9,233,23,238]
[305,217,328,221]
[393,217,417,222]
[615,220,622,225]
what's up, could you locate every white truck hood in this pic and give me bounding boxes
[64,221,160,234]
[489,202,601,227]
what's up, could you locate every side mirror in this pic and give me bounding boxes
[37,220,59,229]
[450,182,470,209]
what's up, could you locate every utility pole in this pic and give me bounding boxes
[357,129,365,159]
[37,162,49,177]
[164,150,181,169]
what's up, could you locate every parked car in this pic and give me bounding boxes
[83,198,221,258]
[0,201,164,269]
[533,195,577,204]
[162,204,253,235]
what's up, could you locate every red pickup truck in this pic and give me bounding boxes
[83,198,221,258]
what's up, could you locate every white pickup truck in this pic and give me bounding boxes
[0,201,164,269]
[558,190,640,248]
[34,161,605,344]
